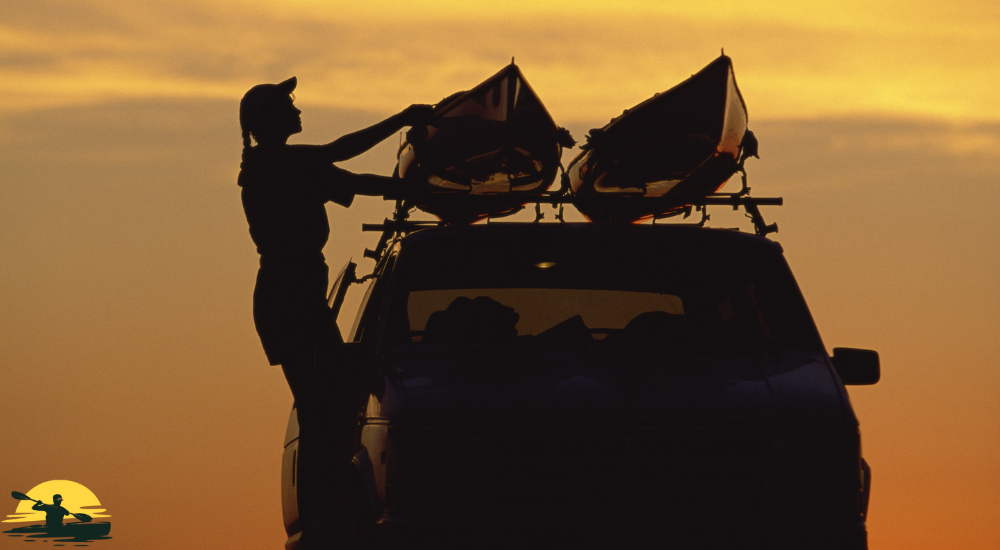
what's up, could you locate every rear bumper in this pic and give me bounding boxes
[374,517,868,550]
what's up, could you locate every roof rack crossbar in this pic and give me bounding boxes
[381,192,781,207]
[362,189,782,262]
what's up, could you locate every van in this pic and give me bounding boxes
[281,221,878,550]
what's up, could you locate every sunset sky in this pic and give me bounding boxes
[2,1,998,549]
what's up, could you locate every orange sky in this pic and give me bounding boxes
[2,0,998,121]
[1,1,998,549]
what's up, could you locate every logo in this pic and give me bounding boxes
[3,480,111,544]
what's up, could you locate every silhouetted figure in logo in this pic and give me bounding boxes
[32,494,69,530]
[238,77,430,550]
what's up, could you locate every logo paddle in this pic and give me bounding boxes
[10,491,92,522]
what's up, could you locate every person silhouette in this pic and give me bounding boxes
[32,494,69,530]
[238,77,431,550]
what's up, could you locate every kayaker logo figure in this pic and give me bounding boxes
[3,480,111,543]
[33,494,70,528]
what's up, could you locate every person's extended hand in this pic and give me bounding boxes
[402,104,434,126]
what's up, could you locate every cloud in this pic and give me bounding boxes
[770,118,1000,155]
[2,0,998,122]
[733,118,1000,200]
[827,124,1000,159]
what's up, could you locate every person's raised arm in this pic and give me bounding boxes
[343,172,405,200]
[320,104,433,162]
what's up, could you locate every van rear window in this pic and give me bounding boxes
[382,229,823,352]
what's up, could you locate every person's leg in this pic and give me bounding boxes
[282,355,337,550]
[314,338,373,548]
[323,368,364,548]
[284,353,364,550]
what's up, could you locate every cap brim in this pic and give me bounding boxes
[278,77,297,94]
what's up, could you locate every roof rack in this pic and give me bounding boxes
[361,172,781,262]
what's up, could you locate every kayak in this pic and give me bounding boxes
[3,521,111,540]
[567,55,756,223]
[397,62,574,223]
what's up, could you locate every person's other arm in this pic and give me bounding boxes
[328,166,403,200]
[319,104,433,162]
[347,173,404,199]
[317,164,404,207]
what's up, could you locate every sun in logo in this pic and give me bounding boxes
[5,480,110,523]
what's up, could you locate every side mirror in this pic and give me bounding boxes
[831,347,880,385]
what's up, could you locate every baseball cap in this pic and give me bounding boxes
[240,77,297,132]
